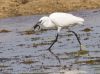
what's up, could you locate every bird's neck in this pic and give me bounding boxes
[43,18,55,28]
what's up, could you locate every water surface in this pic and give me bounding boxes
[0,9,100,74]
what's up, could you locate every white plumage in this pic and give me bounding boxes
[39,12,84,32]
[33,12,85,63]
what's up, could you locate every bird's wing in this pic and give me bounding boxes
[49,12,84,27]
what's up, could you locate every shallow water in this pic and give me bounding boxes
[0,9,100,74]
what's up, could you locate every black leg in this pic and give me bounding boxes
[48,34,59,50]
[47,34,61,64]
[68,31,82,50]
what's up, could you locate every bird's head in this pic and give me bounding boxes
[33,16,49,31]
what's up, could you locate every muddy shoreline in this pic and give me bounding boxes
[0,0,100,18]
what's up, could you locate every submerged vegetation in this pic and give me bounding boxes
[19,30,35,35]
[33,42,51,47]
[0,29,11,33]
[21,59,38,64]
[76,59,100,64]
[82,28,93,32]
[1,0,100,18]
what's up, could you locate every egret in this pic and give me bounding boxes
[33,12,84,63]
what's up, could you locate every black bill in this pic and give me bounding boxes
[33,21,41,31]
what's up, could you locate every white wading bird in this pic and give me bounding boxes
[33,12,84,63]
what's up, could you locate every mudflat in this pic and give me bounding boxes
[0,0,100,18]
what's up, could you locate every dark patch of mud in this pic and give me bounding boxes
[33,42,51,47]
[81,28,93,32]
[0,29,11,33]
[75,59,100,65]
[19,30,35,35]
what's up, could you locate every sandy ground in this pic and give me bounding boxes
[1,0,100,18]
